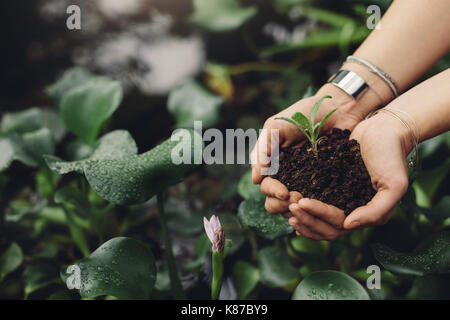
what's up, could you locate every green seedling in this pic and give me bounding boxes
[275,95,336,157]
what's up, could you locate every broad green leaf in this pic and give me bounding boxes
[60,77,123,144]
[44,130,138,174]
[205,63,234,100]
[2,128,56,170]
[46,67,94,105]
[258,246,299,288]
[0,138,14,171]
[66,237,156,300]
[83,129,203,205]
[238,198,293,240]
[237,170,264,200]
[0,108,43,134]
[310,95,331,128]
[290,237,328,257]
[0,108,65,142]
[23,263,60,297]
[20,128,55,166]
[190,0,257,32]
[233,261,259,299]
[4,199,48,223]
[54,185,90,216]
[0,242,23,281]
[292,270,370,300]
[372,231,450,276]
[167,80,224,128]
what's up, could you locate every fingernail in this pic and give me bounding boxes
[289,203,299,211]
[289,217,298,226]
[298,198,308,207]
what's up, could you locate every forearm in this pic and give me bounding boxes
[317,0,450,121]
[352,0,450,93]
[382,68,450,151]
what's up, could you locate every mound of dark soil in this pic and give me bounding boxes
[272,128,375,214]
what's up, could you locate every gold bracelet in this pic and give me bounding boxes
[370,108,419,175]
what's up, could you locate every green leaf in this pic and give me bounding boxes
[65,237,156,300]
[291,112,312,132]
[46,67,94,105]
[238,198,293,240]
[60,77,123,144]
[292,270,370,300]
[372,231,450,276]
[275,117,311,140]
[0,138,14,171]
[82,129,203,205]
[412,159,450,207]
[2,128,56,169]
[237,170,264,200]
[23,263,60,297]
[310,95,332,128]
[44,130,138,174]
[260,27,369,57]
[315,108,337,139]
[258,246,299,288]
[233,261,259,299]
[421,196,450,223]
[0,108,65,142]
[300,7,356,28]
[184,233,210,272]
[167,80,224,128]
[0,242,23,281]
[190,0,257,32]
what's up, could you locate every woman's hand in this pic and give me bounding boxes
[288,111,412,240]
[251,84,368,216]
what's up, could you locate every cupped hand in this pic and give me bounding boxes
[251,84,364,216]
[288,111,412,240]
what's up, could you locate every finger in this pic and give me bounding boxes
[265,197,289,214]
[289,217,324,241]
[264,191,303,215]
[251,126,280,184]
[289,204,343,241]
[297,198,346,229]
[344,187,404,230]
[260,177,289,200]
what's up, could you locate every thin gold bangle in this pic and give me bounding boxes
[370,109,419,174]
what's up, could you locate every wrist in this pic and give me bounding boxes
[364,112,414,155]
[315,82,378,122]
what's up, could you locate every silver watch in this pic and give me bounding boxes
[328,70,368,99]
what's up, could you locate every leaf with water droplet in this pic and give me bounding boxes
[293,270,369,300]
[63,237,156,300]
[238,198,293,240]
[372,231,450,276]
[44,130,138,174]
[83,129,203,205]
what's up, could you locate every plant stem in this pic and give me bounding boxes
[211,251,224,300]
[156,192,186,300]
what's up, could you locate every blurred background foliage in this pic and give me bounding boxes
[0,0,449,300]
